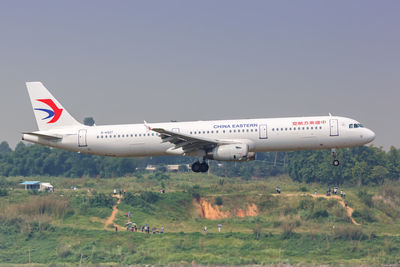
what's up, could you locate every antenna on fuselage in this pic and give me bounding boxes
[329,113,332,117]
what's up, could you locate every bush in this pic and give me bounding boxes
[215,196,223,206]
[189,185,201,202]
[352,209,375,222]
[0,188,8,196]
[140,191,159,203]
[333,226,367,241]
[89,193,115,208]
[299,186,308,192]
[56,244,73,258]
[312,210,329,218]
[281,221,296,239]
[358,189,374,208]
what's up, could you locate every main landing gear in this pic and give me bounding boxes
[191,160,209,173]
[331,148,339,166]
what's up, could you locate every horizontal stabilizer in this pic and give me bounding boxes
[22,132,62,140]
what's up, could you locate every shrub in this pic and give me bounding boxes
[299,186,308,192]
[352,209,375,222]
[298,199,314,210]
[253,224,262,240]
[215,197,223,206]
[0,188,8,196]
[89,193,115,208]
[140,191,159,203]
[189,185,201,202]
[358,189,374,208]
[312,210,329,219]
[333,226,367,241]
[56,244,73,258]
[281,221,296,239]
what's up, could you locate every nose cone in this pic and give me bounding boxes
[365,129,376,143]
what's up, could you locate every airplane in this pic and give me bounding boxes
[22,82,376,173]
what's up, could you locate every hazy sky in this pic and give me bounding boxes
[1,1,399,149]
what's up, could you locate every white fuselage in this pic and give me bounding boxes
[23,115,375,158]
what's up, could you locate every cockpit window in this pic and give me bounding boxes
[349,123,364,129]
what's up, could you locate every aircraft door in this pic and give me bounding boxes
[259,124,268,139]
[329,119,339,136]
[78,129,88,147]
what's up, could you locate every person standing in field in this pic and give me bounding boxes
[218,224,222,232]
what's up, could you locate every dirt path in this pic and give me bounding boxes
[104,195,122,230]
[273,193,360,225]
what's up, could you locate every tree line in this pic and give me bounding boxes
[0,141,398,185]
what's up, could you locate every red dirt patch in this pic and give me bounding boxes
[195,198,259,220]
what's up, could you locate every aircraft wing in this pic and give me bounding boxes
[151,127,220,153]
[145,122,234,153]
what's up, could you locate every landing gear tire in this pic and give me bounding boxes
[199,162,209,173]
[191,162,201,173]
[333,160,340,167]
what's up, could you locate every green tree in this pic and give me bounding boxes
[351,161,370,186]
[0,141,11,153]
[369,166,389,185]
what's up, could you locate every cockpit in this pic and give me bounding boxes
[349,123,364,129]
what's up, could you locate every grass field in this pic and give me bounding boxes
[0,173,399,265]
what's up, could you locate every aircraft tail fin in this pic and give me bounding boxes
[26,82,82,131]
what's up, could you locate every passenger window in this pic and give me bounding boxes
[255,129,257,132]
[223,130,225,133]
[272,128,274,131]
[311,127,313,130]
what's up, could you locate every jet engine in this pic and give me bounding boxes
[207,144,255,161]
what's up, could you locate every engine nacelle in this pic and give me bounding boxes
[207,144,253,161]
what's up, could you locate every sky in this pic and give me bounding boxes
[0,1,399,149]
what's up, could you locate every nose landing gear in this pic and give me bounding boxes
[191,160,209,173]
[331,148,339,166]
